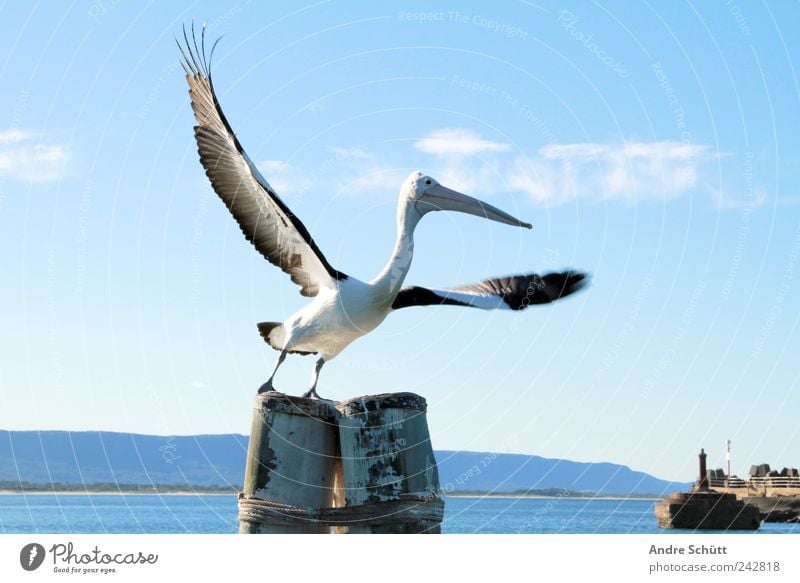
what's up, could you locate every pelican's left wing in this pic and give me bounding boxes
[178,26,347,297]
[392,271,587,311]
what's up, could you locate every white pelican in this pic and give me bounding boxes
[178,28,587,399]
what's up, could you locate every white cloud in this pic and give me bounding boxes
[0,129,69,182]
[710,184,768,210]
[259,147,397,198]
[330,146,370,159]
[525,140,718,204]
[414,128,511,156]
[257,160,312,195]
[256,130,759,209]
[335,165,410,196]
[260,160,291,172]
[539,141,714,162]
[0,129,33,144]
[539,143,608,160]
[505,157,560,204]
[775,195,800,207]
[190,380,209,389]
[410,130,747,207]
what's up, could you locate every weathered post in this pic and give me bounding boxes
[238,392,341,533]
[336,392,443,533]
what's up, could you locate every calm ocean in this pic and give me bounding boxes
[0,495,797,534]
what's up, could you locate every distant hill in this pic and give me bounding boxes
[0,431,248,486]
[435,450,690,496]
[0,430,690,496]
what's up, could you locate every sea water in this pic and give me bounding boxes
[0,495,796,534]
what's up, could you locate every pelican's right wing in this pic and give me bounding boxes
[391,271,587,311]
[178,26,347,297]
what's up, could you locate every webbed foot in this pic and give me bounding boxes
[301,387,321,400]
[257,380,275,394]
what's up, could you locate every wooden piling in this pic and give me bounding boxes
[336,392,443,533]
[239,391,341,533]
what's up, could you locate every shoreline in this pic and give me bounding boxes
[0,490,662,500]
[447,494,663,501]
[0,490,234,496]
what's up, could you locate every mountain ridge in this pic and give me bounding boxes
[0,430,690,495]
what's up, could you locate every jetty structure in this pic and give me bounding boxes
[655,449,761,530]
[705,463,800,523]
[665,439,800,523]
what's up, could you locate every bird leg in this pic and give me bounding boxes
[301,358,325,400]
[257,348,288,394]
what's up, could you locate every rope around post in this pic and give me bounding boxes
[237,493,444,528]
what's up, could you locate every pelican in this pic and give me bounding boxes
[178,28,587,399]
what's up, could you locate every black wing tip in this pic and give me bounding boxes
[256,322,280,343]
[391,286,471,310]
[557,270,590,296]
[177,20,221,79]
[504,270,589,310]
[256,321,316,355]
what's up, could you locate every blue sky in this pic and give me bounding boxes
[0,0,798,481]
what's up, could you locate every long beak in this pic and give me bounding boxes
[419,184,532,229]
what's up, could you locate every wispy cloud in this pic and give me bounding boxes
[257,160,312,195]
[324,146,409,196]
[410,129,758,208]
[254,130,761,209]
[0,129,33,145]
[0,129,69,182]
[774,195,800,208]
[710,184,768,210]
[414,128,511,156]
[335,165,410,196]
[259,146,407,199]
[528,140,719,204]
[330,146,370,159]
[539,141,712,162]
[190,380,209,389]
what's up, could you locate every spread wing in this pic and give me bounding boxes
[178,25,347,297]
[392,271,587,311]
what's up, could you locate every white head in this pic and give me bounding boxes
[400,171,532,229]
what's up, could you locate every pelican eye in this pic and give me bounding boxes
[425,179,432,185]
